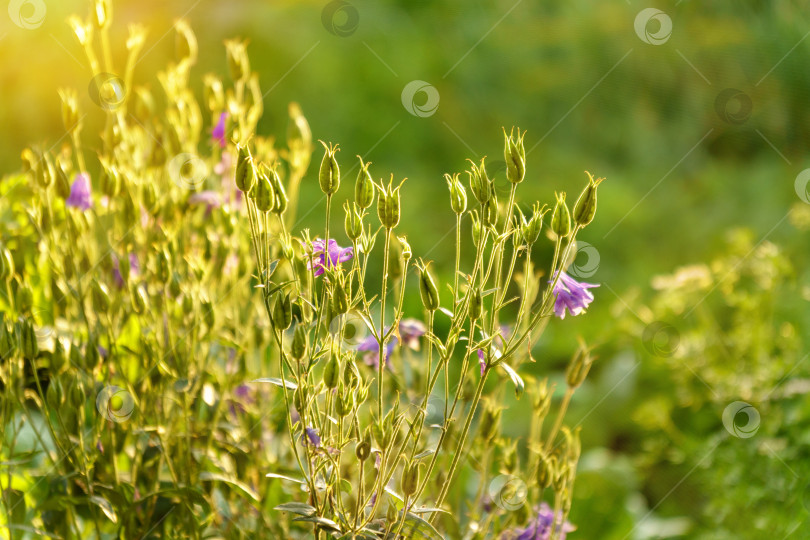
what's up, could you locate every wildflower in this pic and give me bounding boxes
[503,503,574,540]
[66,173,92,210]
[229,383,255,418]
[357,331,397,369]
[477,349,486,376]
[189,190,223,213]
[308,238,353,277]
[550,271,599,319]
[303,427,321,448]
[212,112,228,148]
[398,318,426,350]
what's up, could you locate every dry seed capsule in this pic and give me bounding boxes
[355,157,374,209]
[550,192,571,238]
[572,171,604,228]
[318,141,340,195]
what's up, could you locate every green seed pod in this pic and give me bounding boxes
[401,461,420,497]
[59,88,81,134]
[566,344,593,389]
[100,165,121,198]
[483,194,499,229]
[503,127,527,184]
[398,236,412,264]
[234,143,255,193]
[336,388,353,416]
[156,250,171,284]
[502,441,518,474]
[318,141,341,196]
[68,342,82,368]
[470,210,482,246]
[267,166,288,214]
[533,379,552,418]
[84,338,100,369]
[90,281,109,313]
[35,153,54,188]
[130,285,147,314]
[521,202,547,246]
[572,171,604,228]
[46,376,64,408]
[355,430,372,461]
[470,288,483,320]
[0,323,15,359]
[344,201,363,242]
[224,39,250,82]
[331,277,350,315]
[0,245,14,281]
[291,323,308,360]
[54,160,71,200]
[377,176,403,230]
[478,400,501,442]
[142,182,158,214]
[537,454,555,489]
[21,319,38,360]
[550,192,571,238]
[52,338,67,373]
[467,158,492,205]
[17,285,34,314]
[445,173,467,215]
[254,166,275,213]
[416,259,440,312]
[201,296,215,329]
[343,357,359,388]
[323,351,340,389]
[69,378,86,410]
[273,294,293,330]
[355,157,375,209]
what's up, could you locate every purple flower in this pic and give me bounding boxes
[477,349,486,376]
[212,112,228,148]
[550,271,599,319]
[398,318,426,350]
[189,190,222,213]
[357,331,397,369]
[504,503,574,540]
[308,238,353,277]
[303,427,321,448]
[66,173,92,210]
[228,383,255,418]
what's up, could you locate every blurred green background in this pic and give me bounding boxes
[3,0,810,537]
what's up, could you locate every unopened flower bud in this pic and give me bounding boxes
[550,192,571,238]
[355,157,375,209]
[572,171,604,228]
[445,173,467,215]
[318,141,340,196]
[503,127,527,184]
[416,259,440,312]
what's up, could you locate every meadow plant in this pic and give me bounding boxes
[0,2,606,538]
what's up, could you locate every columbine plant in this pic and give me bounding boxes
[240,111,606,536]
[0,1,605,537]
